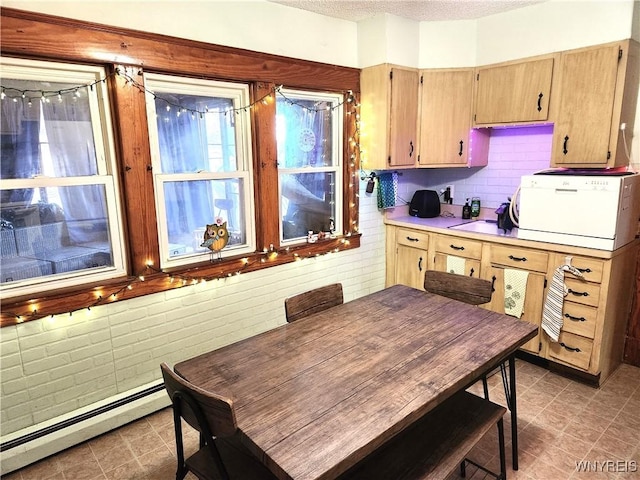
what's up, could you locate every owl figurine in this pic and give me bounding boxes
[201,217,229,261]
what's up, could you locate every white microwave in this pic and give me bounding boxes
[517,173,640,251]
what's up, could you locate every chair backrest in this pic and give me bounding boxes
[284,283,344,323]
[423,270,493,305]
[160,362,237,438]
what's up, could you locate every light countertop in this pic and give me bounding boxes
[384,213,632,260]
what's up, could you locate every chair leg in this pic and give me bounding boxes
[460,459,467,478]
[172,406,188,480]
[497,417,506,480]
[482,375,490,400]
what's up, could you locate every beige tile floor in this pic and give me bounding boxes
[3,359,639,480]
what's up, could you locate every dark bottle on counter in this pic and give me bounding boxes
[462,199,471,219]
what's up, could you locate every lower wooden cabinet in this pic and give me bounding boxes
[548,331,594,371]
[393,228,429,290]
[484,265,546,355]
[385,223,640,385]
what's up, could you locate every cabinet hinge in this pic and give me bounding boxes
[607,151,611,160]
[420,75,423,84]
[390,70,393,80]
[476,73,479,81]
[388,156,391,164]
[417,154,421,163]
[619,48,623,61]
[538,342,542,352]
[544,278,547,288]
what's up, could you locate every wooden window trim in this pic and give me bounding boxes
[0,7,361,326]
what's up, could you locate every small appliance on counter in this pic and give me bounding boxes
[409,190,441,218]
[518,171,640,250]
[495,200,516,233]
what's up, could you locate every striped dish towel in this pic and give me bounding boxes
[542,257,584,342]
[446,255,466,275]
[504,268,529,318]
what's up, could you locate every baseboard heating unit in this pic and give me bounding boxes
[0,382,169,476]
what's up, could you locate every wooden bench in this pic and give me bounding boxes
[339,390,506,480]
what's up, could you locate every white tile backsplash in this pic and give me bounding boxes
[396,125,553,211]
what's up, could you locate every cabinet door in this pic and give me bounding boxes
[474,57,554,125]
[396,244,427,290]
[485,266,545,355]
[419,69,474,166]
[434,253,480,278]
[551,44,619,166]
[389,67,419,167]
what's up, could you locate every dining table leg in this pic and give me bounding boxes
[508,353,518,470]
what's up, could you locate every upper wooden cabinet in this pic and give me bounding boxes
[474,56,555,125]
[551,40,639,168]
[360,64,419,170]
[418,69,489,167]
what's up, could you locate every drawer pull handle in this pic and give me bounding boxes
[560,342,581,353]
[508,255,527,262]
[568,289,588,297]
[577,267,592,273]
[564,313,586,322]
[450,244,465,251]
[406,236,419,242]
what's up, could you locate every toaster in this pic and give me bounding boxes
[409,190,441,218]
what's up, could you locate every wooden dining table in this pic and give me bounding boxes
[174,284,538,480]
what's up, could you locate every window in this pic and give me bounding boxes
[276,89,343,242]
[144,74,255,267]
[0,58,125,299]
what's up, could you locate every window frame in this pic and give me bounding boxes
[144,73,256,268]
[0,7,361,325]
[0,57,127,300]
[276,88,344,245]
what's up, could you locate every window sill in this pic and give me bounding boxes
[0,234,361,327]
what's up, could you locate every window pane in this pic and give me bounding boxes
[0,78,98,179]
[277,90,341,242]
[276,97,335,168]
[1,186,114,284]
[162,179,246,258]
[281,172,335,240]
[154,95,237,173]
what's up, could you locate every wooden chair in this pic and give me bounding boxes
[160,362,276,480]
[284,283,344,323]
[423,270,508,403]
[423,270,492,305]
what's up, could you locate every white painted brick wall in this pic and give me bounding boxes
[0,178,387,438]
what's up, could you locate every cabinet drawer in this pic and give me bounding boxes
[397,229,429,249]
[489,245,548,273]
[434,235,482,259]
[561,301,598,339]
[554,255,604,284]
[548,332,593,371]
[565,278,600,308]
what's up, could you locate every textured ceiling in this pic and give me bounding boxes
[269,0,548,22]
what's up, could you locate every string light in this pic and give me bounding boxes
[0,72,362,324]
